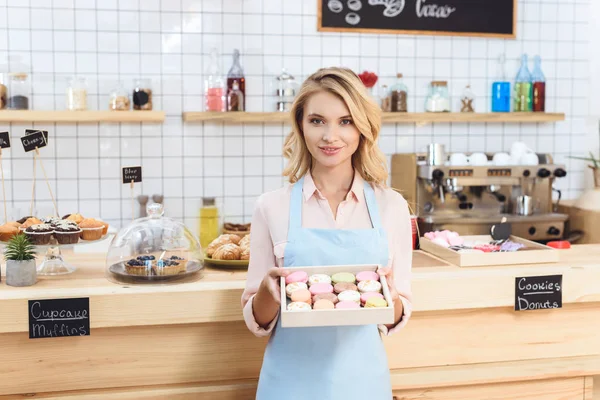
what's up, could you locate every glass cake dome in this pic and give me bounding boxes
[106,203,204,284]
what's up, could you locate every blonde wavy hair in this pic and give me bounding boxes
[282,67,388,185]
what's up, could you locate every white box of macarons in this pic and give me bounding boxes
[280,264,395,328]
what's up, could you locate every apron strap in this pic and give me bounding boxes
[287,175,305,241]
[363,182,383,230]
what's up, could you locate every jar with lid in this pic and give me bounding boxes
[109,83,130,111]
[133,78,153,110]
[7,73,30,110]
[425,81,450,112]
[66,76,88,111]
[227,80,244,112]
[0,73,6,109]
[380,85,391,112]
[274,68,298,112]
[459,85,475,112]
[389,73,408,112]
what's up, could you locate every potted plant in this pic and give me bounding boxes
[4,233,37,287]
[570,151,599,188]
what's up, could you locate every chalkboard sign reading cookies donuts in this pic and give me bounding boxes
[318,0,516,38]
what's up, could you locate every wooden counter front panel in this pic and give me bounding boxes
[1,304,600,395]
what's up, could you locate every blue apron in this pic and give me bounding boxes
[256,175,392,399]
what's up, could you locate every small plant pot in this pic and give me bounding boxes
[6,259,37,287]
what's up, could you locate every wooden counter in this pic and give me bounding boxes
[1,246,600,399]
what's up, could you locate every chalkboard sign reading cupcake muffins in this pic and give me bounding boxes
[318,0,516,38]
[21,130,47,152]
[122,166,142,184]
[28,298,90,339]
[0,132,10,149]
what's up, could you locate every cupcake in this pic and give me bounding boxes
[24,223,54,245]
[97,219,109,236]
[0,223,20,241]
[19,217,42,231]
[41,216,61,226]
[78,218,104,240]
[53,221,82,245]
[64,213,84,224]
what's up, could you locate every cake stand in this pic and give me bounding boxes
[34,235,111,276]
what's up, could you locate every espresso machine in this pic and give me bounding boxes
[391,152,569,242]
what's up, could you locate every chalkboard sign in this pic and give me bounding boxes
[318,0,516,38]
[21,130,48,152]
[122,166,142,184]
[0,132,10,149]
[515,275,562,311]
[25,129,49,143]
[28,298,90,339]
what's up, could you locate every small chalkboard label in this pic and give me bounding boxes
[0,132,10,149]
[25,129,49,143]
[28,298,90,339]
[122,166,142,184]
[21,131,48,152]
[515,275,562,311]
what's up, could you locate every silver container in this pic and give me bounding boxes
[516,195,534,216]
[426,143,446,166]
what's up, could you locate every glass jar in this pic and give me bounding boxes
[274,68,298,112]
[425,81,450,112]
[106,202,204,285]
[133,78,152,111]
[109,83,130,111]
[390,73,408,112]
[7,73,30,110]
[380,85,391,112]
[460,84,475,112]
[205,48,226,112]
[66,77,88,111]
[0,73,6,110]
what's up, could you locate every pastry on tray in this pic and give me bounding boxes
[24,223,54,245]
[153,256,186,276]
[239,234,250,250]
[125,256,153,276]
[78,218,104,240]
[240,247,250,260]
[212,243,242,260]
[206,234,241,257]
[124,255,187,276]
[54,221,82,245]
[19,217,42,231]
[64,213,84,224]
[0,223,20,241]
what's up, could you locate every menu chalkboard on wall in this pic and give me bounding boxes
[318,0,516,38]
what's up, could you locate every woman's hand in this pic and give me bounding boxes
[258,267,290,304]
[378,266,404,328]
[253,267,290,329]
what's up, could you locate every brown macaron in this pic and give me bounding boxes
[312,292,339,305]
[334,282,358,294]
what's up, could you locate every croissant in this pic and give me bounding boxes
[239,234,250,250]
[206,234,241,256]
[240,248,250,261]
[212,244,242,260]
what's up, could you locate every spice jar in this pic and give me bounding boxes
[133,79,152,110]
[380,85,391,112]
[227,80,244,111]
[7,73,30,110]
[460,85,475,112]
[66,76,88,111]
[274,68,298,112]
[389,73,408,112]
[425,81,450,112]
[109,83,130,111]
[0,73,6,110]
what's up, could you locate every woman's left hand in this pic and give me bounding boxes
[377,267,399,301]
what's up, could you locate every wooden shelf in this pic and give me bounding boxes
[0,110,166,123]
[183,111,565,124]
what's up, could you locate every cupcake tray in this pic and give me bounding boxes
[280,264,395,328]
[108,260,203,283]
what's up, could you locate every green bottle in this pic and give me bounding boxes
[514,54,532,112]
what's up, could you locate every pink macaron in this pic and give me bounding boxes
[356,271,379,282]
[285,270,308,285]
[309,283,334,296]
[336,300,360,309]
[360,292,384,305]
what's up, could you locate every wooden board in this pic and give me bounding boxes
[182,112,566,124]
[279,264,394,327]
[0,110,166,123]
[419,235,559,267]
[412,250,452,268]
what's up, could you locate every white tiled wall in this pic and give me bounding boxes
[0,0,594,235]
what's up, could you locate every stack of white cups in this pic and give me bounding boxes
[447,142,538,166]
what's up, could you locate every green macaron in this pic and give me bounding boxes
[331,272,356,284]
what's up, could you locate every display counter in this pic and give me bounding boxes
[1,244,600,399]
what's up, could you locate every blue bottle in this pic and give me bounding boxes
[491,54,511,112]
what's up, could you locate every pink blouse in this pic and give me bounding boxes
[241,171,413,336]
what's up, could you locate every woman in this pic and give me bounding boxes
[241,67,413,399]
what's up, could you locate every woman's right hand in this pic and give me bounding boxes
[258,267,290,304]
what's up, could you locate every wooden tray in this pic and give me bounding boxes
[419,235,559,267]
[279,264,394,328]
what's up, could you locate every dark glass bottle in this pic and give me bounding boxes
[227,49,245,111]
[531,55,546,112]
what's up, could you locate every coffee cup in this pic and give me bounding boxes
[521,152,539,165]
[468,152,488,166]
[510,141,533,160]
[449,153,469,166]
[493,152,511,166]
